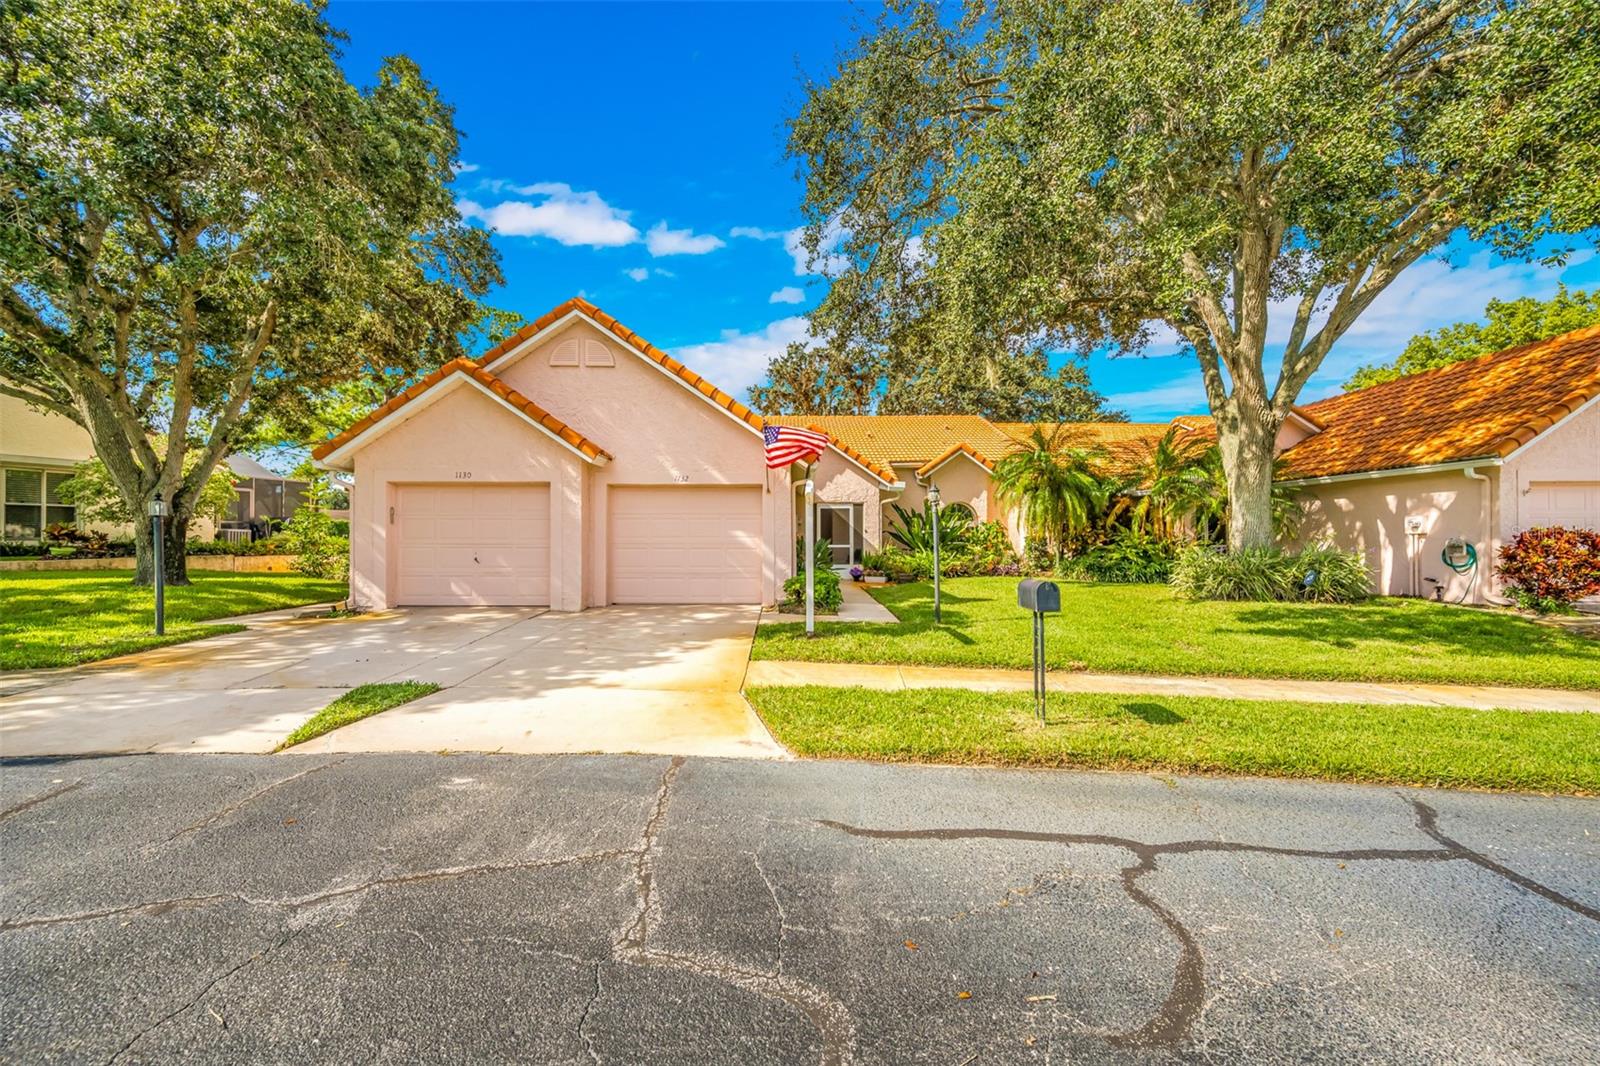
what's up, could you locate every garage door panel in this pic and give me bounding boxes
[396,484,550,606]
[609,486,763,604]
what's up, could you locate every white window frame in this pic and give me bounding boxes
[816,502,864,566]
[3,467,77,542]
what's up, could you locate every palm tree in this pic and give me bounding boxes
[1130,429,1301,544]
[992,427,1110,559]
[1130,427,1213,541]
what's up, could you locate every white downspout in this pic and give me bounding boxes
[1462,466,1508,606]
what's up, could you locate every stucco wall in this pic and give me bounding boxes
[488,320,790,605]
[348,383,586,610]
[1498,399,1600,539]
[0,395,95,466]
[803,451,885,556]
[1292,467,1498,603]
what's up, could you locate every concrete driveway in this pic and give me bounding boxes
[0,606,782,759]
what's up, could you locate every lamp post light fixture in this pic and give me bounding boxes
[147,498,169,635]
[928,482,941,624]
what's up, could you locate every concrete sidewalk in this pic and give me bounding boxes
[744,659,1600,713]
[757,579,898,625]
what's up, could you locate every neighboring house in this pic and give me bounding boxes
[309,297,1597,611]
[0,393,305,543]
[1280,326,1600,605]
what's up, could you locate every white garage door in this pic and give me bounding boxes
[396,484,550,606]
[1523,481,1600,532]
[609,486,763,604]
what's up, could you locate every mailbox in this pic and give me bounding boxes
[1017,579,1061,614]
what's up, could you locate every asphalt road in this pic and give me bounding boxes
[2,754,1597,1064]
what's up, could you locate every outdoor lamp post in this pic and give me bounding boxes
[928,482,941,624]
[148,498,169,635]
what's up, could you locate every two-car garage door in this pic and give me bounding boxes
[609,486,763,604]
[396,484,550,606]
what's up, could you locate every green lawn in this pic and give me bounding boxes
[752,578,1600,690]
[0,569,348,670]
[747,685,1600,794]
[278,681,440,750]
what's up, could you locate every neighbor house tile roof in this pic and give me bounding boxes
[480,297,766,434]
[1280,325,1600,479]
[310,357,612,463]
[766,414,1022,470]
[915,442,996,478]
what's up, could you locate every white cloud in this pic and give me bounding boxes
[1105,370,1210,418]
[452,161,480,175]
[675,316,812,398]
[769,286,805,304]
[625,267,650,282]
[457,186,640,247]
[646,222,726,257]
[731,226,786,241]
[784,222,851,277]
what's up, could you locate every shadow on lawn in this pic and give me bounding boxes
[1227,599,1598,664]
[1124,701,1186,725]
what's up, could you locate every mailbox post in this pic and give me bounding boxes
[1017,579,1060,721]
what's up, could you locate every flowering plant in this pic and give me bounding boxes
[1497,526,1600,612]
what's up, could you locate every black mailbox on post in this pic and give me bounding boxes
[1018,579,1060,722]
[1017,579,1061,614]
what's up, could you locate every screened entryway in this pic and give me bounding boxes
[816,502,864,566]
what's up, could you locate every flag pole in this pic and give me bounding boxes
[804,477,816,637]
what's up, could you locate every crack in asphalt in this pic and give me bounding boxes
[159,758,350,844]
[752,850,789,975]
[818,795,1598,1051]
[104,926,302,1064]
[0,778,84,821]
[577,961,604,1065]
[609,756,857,1066]
[0,850,628,931]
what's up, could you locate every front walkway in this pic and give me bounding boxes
[757,579,898,625]
[744,660,1600,714]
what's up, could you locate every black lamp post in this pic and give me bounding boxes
[148,498,168,635]
[928,482,941,624]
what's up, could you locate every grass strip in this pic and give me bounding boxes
[746,684,1600,794]
[278,681,441,750]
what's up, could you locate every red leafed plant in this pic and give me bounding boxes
[1496,526,1600,612]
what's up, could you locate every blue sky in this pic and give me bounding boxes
[330,1,1599,421]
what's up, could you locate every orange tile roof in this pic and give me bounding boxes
[481,297,765,434]
[1281,325,1600,479]
[310,357,612,463]
[802,424,899,485]
[766,414,1021,469]
[915,442,995,478]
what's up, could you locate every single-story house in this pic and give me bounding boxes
[311,298,1597,610]
[0,392,306,543]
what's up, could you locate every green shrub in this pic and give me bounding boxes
[1060,529,1176,584]
[961,520,1016,574]
[886,502,973,552]
[879,548,934,581]
[782,567,843,613]
[330,519,350,537]
[1294,544,1373,603]
[1173,544,1370,603]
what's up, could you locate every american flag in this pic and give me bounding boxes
[764,424,830,469]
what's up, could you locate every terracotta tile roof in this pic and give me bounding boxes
[1281,325,1600,479]
[992,421,1171,445]
[802,425,900,485]
[915,442,995,478]
[766,414,1022,470]
[310,358,612,463]
[482,297,765,434]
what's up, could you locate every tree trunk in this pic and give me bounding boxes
[1217,405,1280,551]
[131,514,192,586]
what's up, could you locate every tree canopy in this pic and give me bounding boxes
[0,0,502,580]
[786,0,1599,547]
[1346,285,1600,390]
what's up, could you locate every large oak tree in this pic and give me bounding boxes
[0,0,501,582]
[787,0,1599,548]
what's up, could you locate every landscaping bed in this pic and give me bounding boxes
[751,577,1600,690]
[0,570,349,670]
[746,685,1600,794]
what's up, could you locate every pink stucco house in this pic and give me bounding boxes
[313,301,1598,610]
